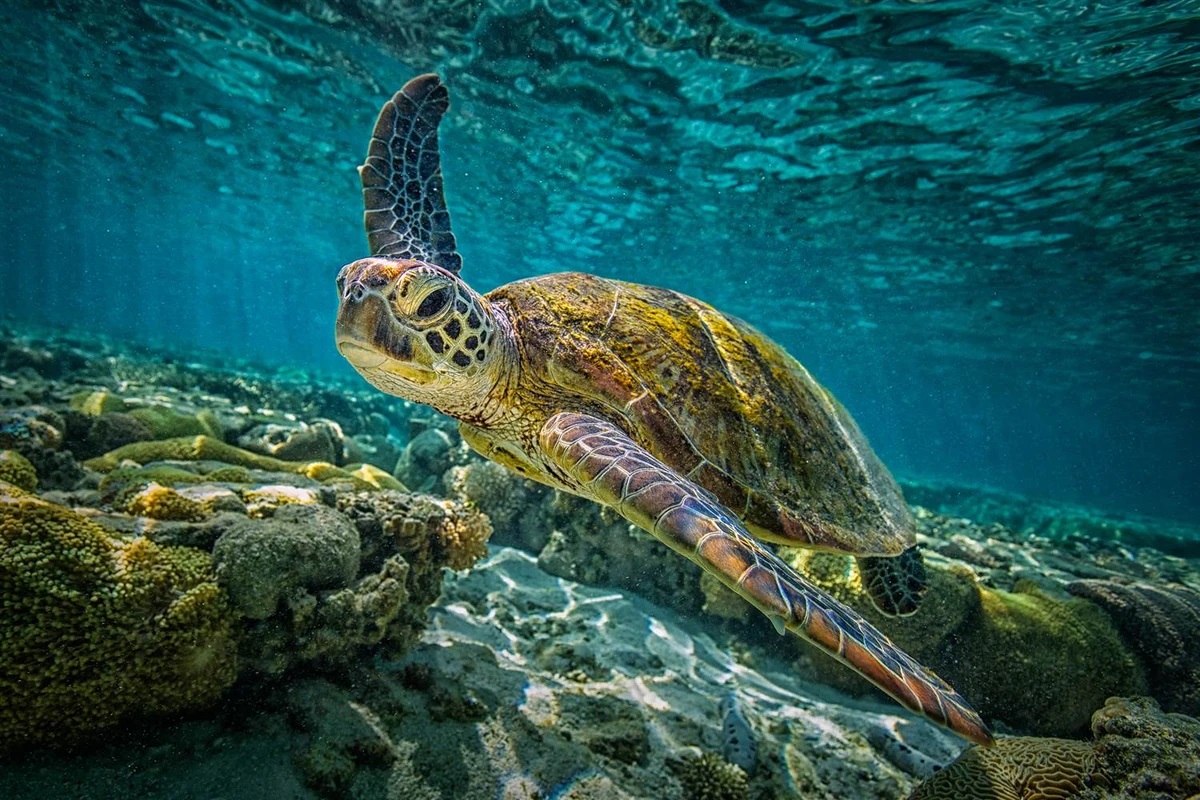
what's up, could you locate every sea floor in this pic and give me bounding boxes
[1,324,1198,799]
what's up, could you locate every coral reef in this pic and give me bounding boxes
[122,482,213,522]
[0,406,84,490]
[1067,578,1200,716]
[235,491,485,675]
[1079,696,1200,800]
[86,435,304,473]
[0,449,37,492]
[444,457,527,533]
[949,581,1144,735]
[212,504,361,620]
[83,435,366,488]
[909,696,1200,800]
[0,483,237,749]
[350,462,407,491]
[905,736,1100,800]
[676,752,749,800]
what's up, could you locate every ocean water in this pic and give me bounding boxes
[3,0,1197,524]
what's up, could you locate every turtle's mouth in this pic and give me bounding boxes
[338,339,438,386]
[337,340,388,370]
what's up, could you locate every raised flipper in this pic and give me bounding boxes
[858,547,928,617]
[539,410,992,746]
[359,73,462,273]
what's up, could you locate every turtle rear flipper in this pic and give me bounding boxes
[858,547,928,617]
[539,410,993,746]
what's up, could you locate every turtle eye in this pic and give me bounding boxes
[416,286,452,318]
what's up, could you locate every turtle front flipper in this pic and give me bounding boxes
[359,74,462,273]
[539,411,993,746]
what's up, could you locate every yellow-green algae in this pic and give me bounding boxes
[0,481,237,749]
[348,462,407,491]
[84,435,360,486]
[69,389,128,416]
[0,450,37,492]
[122,482,213,522]
[126,406,222,439]
[787,551,1145,736]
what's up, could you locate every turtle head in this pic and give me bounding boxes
[335,257,503,411]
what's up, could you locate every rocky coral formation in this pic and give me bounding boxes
[0,482,237,750]
[909,696,1200,800]
[675,752,749,800]
[1067,578,1200,717]
[789,550,1145,736]
[0,405,84,489]
[212,504,362,620]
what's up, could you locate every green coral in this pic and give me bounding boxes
[0,450,37,492]
[677,752,749,800]
[0,484,237,749]
[789,552,1144,736]
[951,581,1146,735]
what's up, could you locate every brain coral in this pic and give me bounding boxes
[906,737,1100,800]
[0,482,237,749]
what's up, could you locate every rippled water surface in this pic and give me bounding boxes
[2,0,1198,520]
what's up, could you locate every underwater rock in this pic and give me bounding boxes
[537,491,704,616]
[212,503,361,619]
[350,432,401,473]
[394,427,457,492]
[0,482,237,749]
[1079,696,1200,800]
[909,695,1200,800]
[75,411,156,459]
[1067,579,1200,717]
[286,678,405,797]
[238,421,337,464]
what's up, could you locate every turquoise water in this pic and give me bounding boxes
[2,0,1198,523]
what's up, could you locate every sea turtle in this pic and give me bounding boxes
[335,74,992,745]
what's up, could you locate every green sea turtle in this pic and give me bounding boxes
[335,74,992,745]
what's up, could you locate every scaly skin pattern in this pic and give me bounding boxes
[539,410,993,746]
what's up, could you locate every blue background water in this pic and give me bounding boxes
[1,1,1197,522]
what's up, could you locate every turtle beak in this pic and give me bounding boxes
[336,340,387,370]
[336,290,438,385]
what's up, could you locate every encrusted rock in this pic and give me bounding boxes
[212,504,361,619]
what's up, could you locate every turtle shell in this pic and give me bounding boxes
[487,271,916,557]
